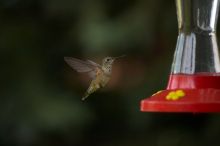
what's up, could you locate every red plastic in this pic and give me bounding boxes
[167,73,220,89]
[141,73,220,113]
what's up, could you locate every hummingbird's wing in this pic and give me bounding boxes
[85,60,102,79]
[86,60,101,68]
[64,57,101,79]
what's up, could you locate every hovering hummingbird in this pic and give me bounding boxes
[64,55,125,100]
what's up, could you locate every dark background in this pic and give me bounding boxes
[1,0,220,145]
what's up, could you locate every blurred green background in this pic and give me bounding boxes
[1,0,220,145]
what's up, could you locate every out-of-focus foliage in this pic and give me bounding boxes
[1,0,220,146]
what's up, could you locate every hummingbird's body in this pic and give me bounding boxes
[83,68,110,100]
[64,56,124,100]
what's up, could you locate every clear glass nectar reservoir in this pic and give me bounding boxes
[172,0,220,74]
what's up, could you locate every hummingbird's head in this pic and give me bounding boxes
[102,57,115,66]
[102,55,126,66]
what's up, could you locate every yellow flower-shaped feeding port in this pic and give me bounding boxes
[166,90,185,100]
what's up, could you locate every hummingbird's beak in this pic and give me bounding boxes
[113,55,126,60]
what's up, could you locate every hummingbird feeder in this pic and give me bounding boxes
[141,0,220,113]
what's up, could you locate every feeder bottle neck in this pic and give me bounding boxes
[171,0,220,74]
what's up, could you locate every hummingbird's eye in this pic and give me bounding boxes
[106,58,110,61]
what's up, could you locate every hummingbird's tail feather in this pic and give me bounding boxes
[82,92,90,101]
[81,81,101,101]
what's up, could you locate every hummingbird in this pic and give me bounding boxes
[64,55,125,100]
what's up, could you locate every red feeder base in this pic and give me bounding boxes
[141,74,220,113]
[141,89,220,113]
